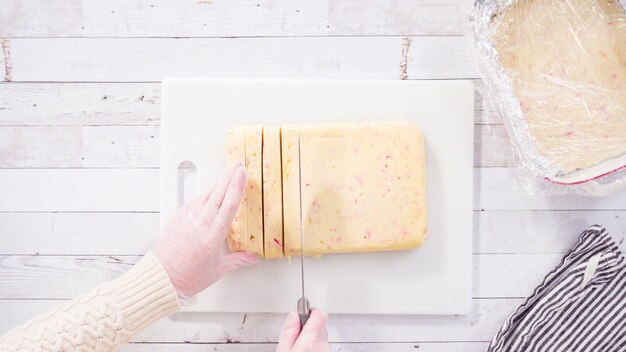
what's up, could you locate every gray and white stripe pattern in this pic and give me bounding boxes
[489,225,625,352]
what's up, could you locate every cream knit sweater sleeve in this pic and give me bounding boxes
[0,251,181,352]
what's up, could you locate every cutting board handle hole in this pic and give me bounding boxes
[177,161,197,208]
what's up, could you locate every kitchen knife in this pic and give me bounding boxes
[296,134,311,328]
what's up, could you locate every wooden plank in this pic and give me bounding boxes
[474,80,502,124]
[0,124,505,168]
[5,37,398,82]
[0,126,159,168]
[0,126,83,167]
[475,254,560,298]
[407,36,478,79]
[474,124,512,167]
[2,211,623,255]
[0,0,83,37]
[4,37,477,82]
[0,253,570,299]
[475,210,626,254]
[82,126,159,167]
[0,169,160,212]
[2,168,625,212]
[85,0,329,37]
[0,256,130,299]
[0,0,327,38]
[475,168,626,211]
[0,83,160,126]
[329,0,473,36]
[0,0,475,37]
[0,298,520,342]
[0,212,159,255]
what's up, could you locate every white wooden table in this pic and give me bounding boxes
[0,1,624,351]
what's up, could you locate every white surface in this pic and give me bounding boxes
[1,1,624,350]
[160,79,474,315]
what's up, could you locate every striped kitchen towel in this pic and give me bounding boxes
[488,225,625,352]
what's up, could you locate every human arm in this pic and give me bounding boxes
[0,162,255,351]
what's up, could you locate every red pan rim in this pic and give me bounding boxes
[546,164,626,185]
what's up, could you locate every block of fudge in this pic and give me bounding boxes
[281,121,427,256]
[262,126,284,258]
[225,126,247,253]
[244,125,264,256]
[226,121,427,258]
[225,125,264,256]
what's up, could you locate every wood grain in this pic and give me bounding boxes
[329,0,472,36]
[0,0,473,37]
[3,37,477,82]
[474,125,512,167]
[475,80,502,124]
[0,83,159,126]
[0,125,160,168]
[0,126,83,167]
[4,37,396,82]
[475,210,626,253]
[407,36,476,79]
[474,168,626,210]
[0,169,159,211]
[0,212,158,255]
[1,39,12,82]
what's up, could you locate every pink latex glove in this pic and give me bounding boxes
[154,162,259,300]
[276,309,330,352]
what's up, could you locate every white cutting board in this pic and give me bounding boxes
[161,79,474,315]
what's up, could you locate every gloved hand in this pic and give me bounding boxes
[276,309,330,352]
[154,162,259,300]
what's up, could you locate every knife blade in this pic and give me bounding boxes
[296,134,311,328]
